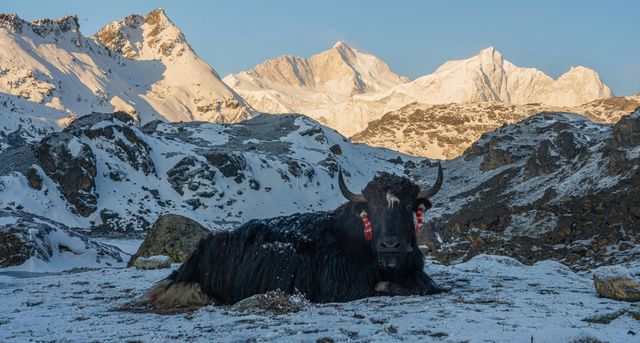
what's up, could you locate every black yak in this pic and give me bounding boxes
[146,164,445,306]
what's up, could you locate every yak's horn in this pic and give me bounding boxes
[338,168,367,203]
[417,162,443,199]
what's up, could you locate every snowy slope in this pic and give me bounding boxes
[0,10,252,143]
[0,111,425,235]
[1,254,638,342]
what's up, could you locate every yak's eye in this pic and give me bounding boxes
[406,204,414,212]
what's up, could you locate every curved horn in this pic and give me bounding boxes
[417,162,443,199]
[338,167,367,203]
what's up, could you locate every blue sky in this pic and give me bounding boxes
[3,0,639,95]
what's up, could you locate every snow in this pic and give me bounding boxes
[0,216,18,225]
[0,254,637,342]
[593,265,640,282]
[66,137,84,157]
[1,227,125,273]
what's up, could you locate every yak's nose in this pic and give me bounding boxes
[378,236,402,253]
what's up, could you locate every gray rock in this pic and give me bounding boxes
[0,210,123,268]
[593,265,640,302]
[128,214,209,267]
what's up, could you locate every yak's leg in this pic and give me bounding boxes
[376,271,448,296]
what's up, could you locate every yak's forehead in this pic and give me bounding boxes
[362,172,419,202]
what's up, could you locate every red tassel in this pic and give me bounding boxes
[415,206,425,235]
[360,211,373,241]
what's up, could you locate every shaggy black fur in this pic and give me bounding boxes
[166,172,445,304]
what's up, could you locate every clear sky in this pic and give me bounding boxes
[2,0,639,95]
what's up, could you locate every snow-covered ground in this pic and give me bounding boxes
[1,255,637,342]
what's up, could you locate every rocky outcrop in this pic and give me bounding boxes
[128,214,209,267]
[421,110,640,270]
[0,210,123,269]
[34,132,98,217]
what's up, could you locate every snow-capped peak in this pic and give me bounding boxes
[0,8,253,139]
[388,47,613,107]
[94,8,192,61]
[332,40,349,49]
[224,41,409,97]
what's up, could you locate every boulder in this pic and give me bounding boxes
[593,265,640,302]
[0,210,123,270]
[133,255,172,270]
[128,214,209,267]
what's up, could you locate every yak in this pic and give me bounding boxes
[146,164,445,307]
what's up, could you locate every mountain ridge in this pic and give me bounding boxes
[225,44,613,136]
[0,9,253,141]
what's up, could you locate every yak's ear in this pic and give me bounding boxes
[417,199,432,210]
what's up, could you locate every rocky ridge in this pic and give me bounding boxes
[352,96,640,159]
[417,108,640,270]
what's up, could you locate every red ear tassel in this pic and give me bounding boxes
[360,211,373,241]
[415,205,425,235]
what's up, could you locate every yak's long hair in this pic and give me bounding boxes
[152,173,438,305]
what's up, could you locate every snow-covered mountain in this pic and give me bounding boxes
[224,41,410,136]
[1,106,637,271]
[352,95,640,159]
[421,108,640,270]
[0,9,252,140]
[226,45,613,136]
[380,47,613,107]
[0,111,424,235]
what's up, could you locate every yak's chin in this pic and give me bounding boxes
[378,254,398,268]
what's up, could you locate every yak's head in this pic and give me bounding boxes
[338,164,443,272]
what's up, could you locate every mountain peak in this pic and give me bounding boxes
[0,13,80,36]
[476,46,502,61]
[95,8,189,59]
[332,40,352,49]
[143,8,172,28]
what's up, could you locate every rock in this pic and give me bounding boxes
[204,150,246,180]
[128,214,209,267]
[329,144,342,155]
[593,265,640,302]
[607,109,640,149]
[26,167,43,190]
[523,139,559,180]
[34,132,98,216]
[480,148,513,171]
[230,290,309,315]
[133,255,172,270]
[0,210,123,269]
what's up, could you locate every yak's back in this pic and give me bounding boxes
[232,211,337,250]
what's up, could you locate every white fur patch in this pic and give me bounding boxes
[386,192,400,209]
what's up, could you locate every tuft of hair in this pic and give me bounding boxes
[364,172,420,197]
[143,279,211,308]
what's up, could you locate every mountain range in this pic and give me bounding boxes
[0,9,252,131]
[225,44,613,136]
[0,8,628,160]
